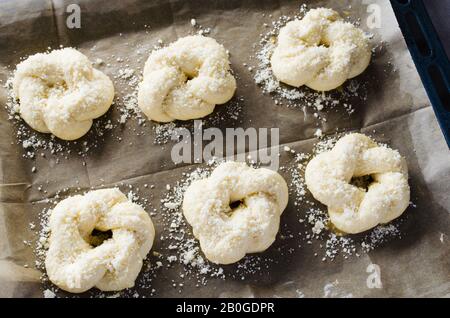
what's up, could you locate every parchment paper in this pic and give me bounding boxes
[0,0,449,298]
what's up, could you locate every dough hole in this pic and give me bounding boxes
[350,175,374,191]
[319,39,330,48]
[229,199,244,211]
[87,229,113,247]
[180,67,198,83]
[47,80,67,89]
[185,73,196,81]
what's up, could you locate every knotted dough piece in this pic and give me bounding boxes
[271,8,371,91]
[13,48,114,140]
[182,162,289,264]
[138,35,236,122]
[45,188,155,293]
[305,133,410,234]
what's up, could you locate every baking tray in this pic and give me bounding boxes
[390,0,450,147]
[0,0,449,298]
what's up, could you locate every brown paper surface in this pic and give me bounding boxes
[0,0,449,298]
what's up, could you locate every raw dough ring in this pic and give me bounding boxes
[13,48,114,140]
[271,8,371,91]
[45,188,155,293]
[305,133,410,234]
[138,35,236,122]
[182,162,289,264]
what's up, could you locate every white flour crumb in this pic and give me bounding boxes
[118,68,134,80]
[164,202,179,210]
[43,289,56,298]
[312,220,325,234]
[153,122,177,144]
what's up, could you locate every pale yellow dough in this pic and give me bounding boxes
[13,48,114,140]
[138,35,236,122]
[271,8,371,91]
[45,188,155,293]
[305,133,410,234]
[182,162,289,265]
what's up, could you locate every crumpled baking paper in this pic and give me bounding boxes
[0,0,448,297]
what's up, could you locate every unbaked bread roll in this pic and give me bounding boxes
[182,162,289,264]
[305,133,410,234]
[271,8,371,91]
[13,48,114,140]
[138,35,236,122]
[45,188,155,293]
